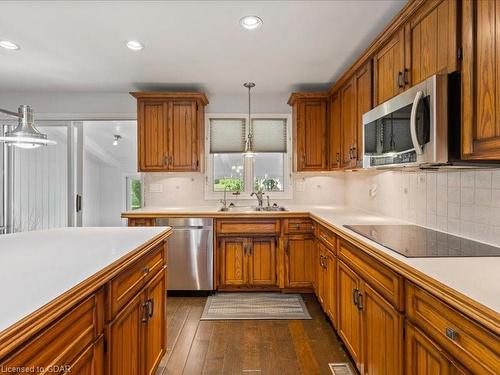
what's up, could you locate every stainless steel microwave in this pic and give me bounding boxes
[362,74,449,168]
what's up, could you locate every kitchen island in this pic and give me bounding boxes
[0,226,171,374]
[123,205,500,374]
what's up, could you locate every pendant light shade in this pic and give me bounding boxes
[0,105,56,149]
[243,82,256,158]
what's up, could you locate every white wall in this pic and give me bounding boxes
[345,169,500,246]
[143,172,345,208]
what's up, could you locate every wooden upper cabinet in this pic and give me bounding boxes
[374,28,405,105]
[168,101,199,172]
[404,0,458,86]
[462,0,500,160]
[289,93,329,171]
[132,92,208,172]
[355,61,373,167]
[341,78,357,168]
[329,92,342,169]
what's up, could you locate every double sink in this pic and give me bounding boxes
[219,205,287,212]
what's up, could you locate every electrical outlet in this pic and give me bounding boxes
[149,183,163,193]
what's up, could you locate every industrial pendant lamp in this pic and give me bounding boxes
[243,82,256,158]
[0,105,56,149]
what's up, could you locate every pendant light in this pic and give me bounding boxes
[243,82,256,158]
[0,105,56,149]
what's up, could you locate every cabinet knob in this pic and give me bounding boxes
[143,266,150,274]
[445,327,458,341]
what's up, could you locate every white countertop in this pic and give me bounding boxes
[125,205,500,314]
[0,227,168,333]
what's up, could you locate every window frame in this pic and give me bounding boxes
[204,113,293,200]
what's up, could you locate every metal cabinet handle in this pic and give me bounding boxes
[403,68,409,85]
[143,266,150,274]
[336,152,340,163]
[445,327,458,341]
[352,145,357,160]
[357,292,363,310]
[397,71,404,88]
[141,302,149,323]
[147,299,154,318]
[352,288,359,306]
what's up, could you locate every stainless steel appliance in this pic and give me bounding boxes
[362,74,450,168]
[344,224,500,258]
[156,218,213,291]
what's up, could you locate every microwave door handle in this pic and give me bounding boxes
[410,90,424,155]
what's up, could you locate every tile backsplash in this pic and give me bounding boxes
[344,169,500,246]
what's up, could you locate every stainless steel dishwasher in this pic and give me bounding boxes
[156,218,213,291]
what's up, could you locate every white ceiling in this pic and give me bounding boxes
[0,0,406,96]
[83,121,137,172]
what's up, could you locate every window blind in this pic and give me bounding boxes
[251,118,287,153]
[209,118,246,153]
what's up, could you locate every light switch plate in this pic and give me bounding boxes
[149,183,163,193]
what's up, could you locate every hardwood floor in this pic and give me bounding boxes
[156,294,352,375]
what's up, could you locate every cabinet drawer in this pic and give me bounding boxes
[109,243,166,318]
[406,282,500,374]
[128,218,156,227]
[216,219,280,235]
[317,225,336,251]
[338,239,404,310]
[1,293,102,371]
[285,218,314,234]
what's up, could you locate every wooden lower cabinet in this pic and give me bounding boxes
[361,282,403,375]
[219,237,277,289]
[108,269,166,375]
[338,260,403,374]
[67,337,105,375]
[338,261,363,370]
[285,235,314,289]
[406,322,469,375]
[317,242,337,328]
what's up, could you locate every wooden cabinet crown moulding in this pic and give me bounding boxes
[131,91,208,173]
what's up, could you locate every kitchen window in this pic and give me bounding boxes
[206,115,292,199]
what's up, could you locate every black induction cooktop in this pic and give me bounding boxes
[344,224,500,258]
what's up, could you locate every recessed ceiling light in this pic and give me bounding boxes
[240,16,263,30]
[126,40,144,51]
[0,40,20,50]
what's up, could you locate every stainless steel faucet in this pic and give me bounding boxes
[250,190,265,207]
[220,186,229,209]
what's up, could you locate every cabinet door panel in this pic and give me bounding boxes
[405,322,469,375]
[66,338,104,375]
[138,101,168,171]
[297,100,328,171]
[361,282,403,375]
[406,0,458,86]
[324,251,337,328]
[329,93,342,169]
[341,79,357,168]
[374,28,405,105]
[462,0,500,159]
[285,236,314,288]
[317,243,326,306]
[108,291,145,375]
[219,238,247,287]
[355,62,373,165]
[338,261,362,370]
[144,270,166,375]
[168,101,198,171]
[249,238,277,286]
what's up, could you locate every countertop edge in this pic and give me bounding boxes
[123,210,500,335]
[0,228,172,358]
